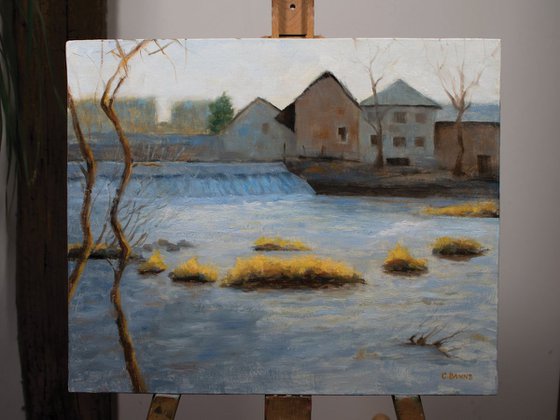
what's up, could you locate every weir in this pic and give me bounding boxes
[68,162,315,198]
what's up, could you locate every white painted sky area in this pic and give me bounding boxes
[67,38,500,122]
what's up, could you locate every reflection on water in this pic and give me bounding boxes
[68,163,498,394]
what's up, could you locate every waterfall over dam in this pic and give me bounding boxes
[68,162,315,198]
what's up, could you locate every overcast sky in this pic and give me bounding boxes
[67,38,500,122]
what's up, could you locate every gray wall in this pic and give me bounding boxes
[358,113,378,163]
[366,105,439,168]
[1,0,559,419]
[221,100,296,161]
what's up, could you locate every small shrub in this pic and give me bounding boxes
[423,201,499,218]
[253,236,311,252]
[432,237,486,257]
[138,250,167,274]
[383,243,427,274]
[407,326,463,358]
[169,257,218,283]
[222,255,364,289]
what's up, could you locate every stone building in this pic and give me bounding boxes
[276,72,376,162]
[221,97,296,161]
[434,103,500,178]
[361,79,441,168]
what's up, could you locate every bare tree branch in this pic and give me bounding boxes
[428,40,496,176]
[353,40,397,169]
[67,87,97,303]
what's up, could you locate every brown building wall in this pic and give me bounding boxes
[294,76,361,160]
[435,122,500,178]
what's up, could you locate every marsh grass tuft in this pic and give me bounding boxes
[253,236,311,251]
[423,201,499,218]
[169,257,218,283]
[383,243,427,274]
[222,255,364,289]
[432,237,486,258]
[138,250,167,274]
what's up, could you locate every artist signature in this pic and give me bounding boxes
[441,372,473,380]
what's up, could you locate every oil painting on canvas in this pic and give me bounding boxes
[67,38,500,394]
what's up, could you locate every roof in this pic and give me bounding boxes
[437,103,500,123]
[227,97,280,127]
[361,79,441,108]
[276,71,361,130]
[302,71,361,107]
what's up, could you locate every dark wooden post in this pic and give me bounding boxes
[13,0,115,418]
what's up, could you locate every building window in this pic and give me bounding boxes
[415,113,427,123]
[261,123,269,134]
[393,111,407,123]
[337,126,348,143]
[393,136,406,148]
[414,137,425,148]
[370,135,379,146]
[387,157,410,166]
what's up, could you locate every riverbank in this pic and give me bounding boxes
[286,159,499,198]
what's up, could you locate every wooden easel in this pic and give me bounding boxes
[147,1,426,418]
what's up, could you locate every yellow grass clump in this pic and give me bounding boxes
[222,255,364,289]
[253,236,311,252]
[138,250,167,274]
[423,201,499,218]
[383,243,427,274]
[169,257,218,283]
[432,237,486,257]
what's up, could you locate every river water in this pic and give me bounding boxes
[68,162,498,394]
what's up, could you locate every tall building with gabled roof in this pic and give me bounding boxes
[277,72,377,162]
[361,79,441,168]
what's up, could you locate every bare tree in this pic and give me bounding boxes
[99,39,153,393]
[67,87,97,303]
[429,41,498,176]
[355,40,397,169]
[99,38,183,393]
[101,40,151,262]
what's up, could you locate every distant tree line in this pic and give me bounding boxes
[69,93,235,136]
[169,99,212,134]
[70,97,158,134]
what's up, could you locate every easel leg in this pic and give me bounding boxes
[392,395,426,420]
[146,394,181,420]
[265,395,312,420]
